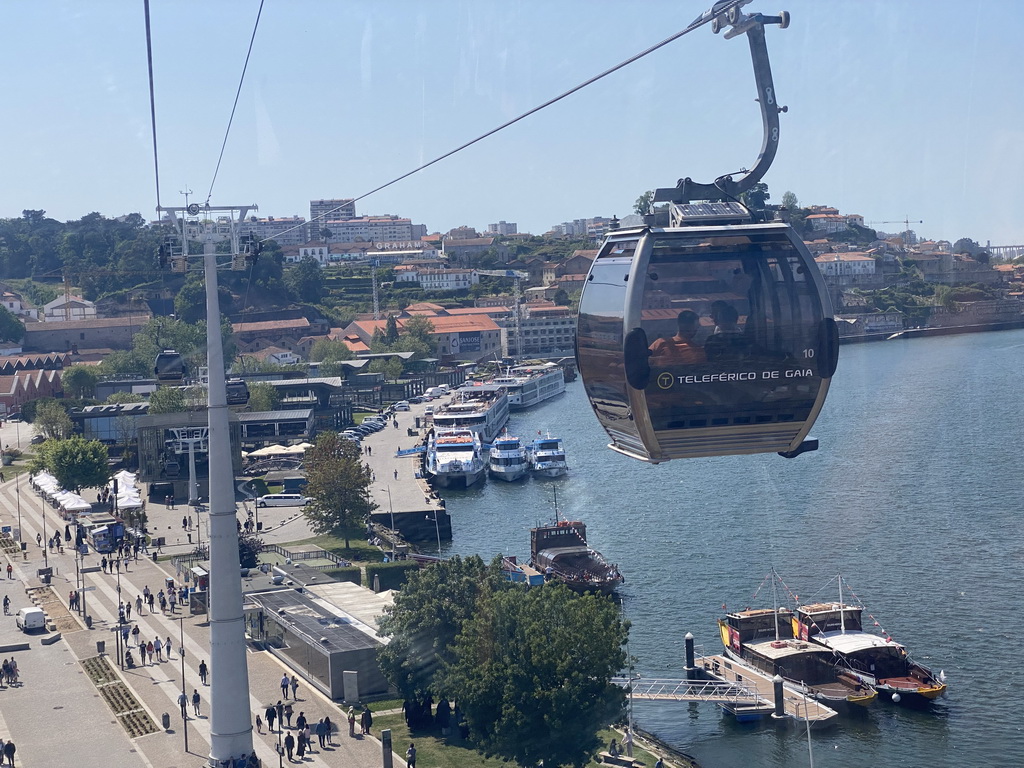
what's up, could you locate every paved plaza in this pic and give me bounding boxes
[0,409,430,768]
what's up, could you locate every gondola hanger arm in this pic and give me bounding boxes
[654,5,791,206]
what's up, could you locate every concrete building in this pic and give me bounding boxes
[23,316,142,353]
[43,295,97,322]
[324,216,415,243]
[1,290,38,321]
[487,221,518,235]
[310,198,356,224]
[395,267,478,291]
[237,217,309,247]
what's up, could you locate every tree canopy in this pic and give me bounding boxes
[284,257,327,303]
[247,382,280,412]
[33,399,74,439]
[378,560,630,768]
[30,436,110,492]
[61,364,99,399]
[303,431,376,547]
[0,306,25,343]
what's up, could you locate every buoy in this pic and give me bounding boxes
[892,693,901,703]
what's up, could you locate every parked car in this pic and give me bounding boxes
[30,434,46,444]
[256,493,311,508]
[394,401,411,411]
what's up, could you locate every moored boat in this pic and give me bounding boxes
[527,433,568,477]
[488,362,566,410]
[529,518,622,594]
[425,428,485,489]
[488,433,528,481]
[794,578,947,704]
[431,384,509,444]
[719,606,876,709]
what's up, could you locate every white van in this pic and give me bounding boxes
[423,387,445,399]
[256,493,310,508]
[16,607,46,632]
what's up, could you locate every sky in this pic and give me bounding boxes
[1,0,1021,246]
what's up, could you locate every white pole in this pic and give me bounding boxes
[203,236,253,765]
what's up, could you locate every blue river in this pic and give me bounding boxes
[435,328,1024,768]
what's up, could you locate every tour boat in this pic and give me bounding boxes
[431,384,509,444]
[529,518,622,595]
[488,433,529,482]
[425,429,485,489]
[527,434,568,477]
[488,362,566,410]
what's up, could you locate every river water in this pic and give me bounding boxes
[435,328,1024,768]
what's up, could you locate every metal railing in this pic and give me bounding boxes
[614,676,766,705]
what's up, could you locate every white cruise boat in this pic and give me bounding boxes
[527,434,568,478]
[431,384,509,444]
[488,362,566,410]
[426,429,485,489]
[488,433,529,482]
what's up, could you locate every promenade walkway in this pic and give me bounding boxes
[0,471,407,768]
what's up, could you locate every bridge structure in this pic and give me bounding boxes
[614,676,765,706]
[986,243,1024,259]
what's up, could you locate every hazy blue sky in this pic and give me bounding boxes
[2,1,1020,245]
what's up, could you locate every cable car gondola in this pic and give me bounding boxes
[225,378,250,407]
[154,349,187,384]
[576,4,838,463]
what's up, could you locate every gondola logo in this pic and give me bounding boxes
[657,372,674,390]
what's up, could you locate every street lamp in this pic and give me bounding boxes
[178,616,189,753]
[382,486,395,558]
[425,512,441,554]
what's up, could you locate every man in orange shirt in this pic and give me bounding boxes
[650,310,706,364]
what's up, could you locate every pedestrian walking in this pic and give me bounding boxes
[283,702,293,728]
[255,714,263,734]
[101,556,107,573]
[302,725,312,754]
[148,592,155,611]
[265,705,277,733]
[199,660,208,685]
[179,692,188,718]
[275,700,284,729]
[182,516,188,531]
[2,597,8,615]
[165,635,173,659]
[5,564,11,579]
[3,739,15,767]
[192,689,201,716]
[360,707,372,736]
[347,708,356,738]
[280,674,289,699]
[394,468,399,479]
[407,742,417,768]
[135,595,143,614]
[169,591,177,612]
[146,641,154,664]
[323,715,334,745]
[296,730,306,759]
[125,601,131,621]
[290,674,299,700]
[131,624,141,644]
[295,712,306,733]
[321,718,331,748]
[284,732,294,761]
[154,637,163,661]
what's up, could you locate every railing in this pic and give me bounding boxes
[614,677,765,705]
[263,543,349,570]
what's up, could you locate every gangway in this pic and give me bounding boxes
[614,677,765,706]
[395,446,426,457]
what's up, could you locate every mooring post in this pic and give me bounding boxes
[772,674,785,718]
[684,631,696,679]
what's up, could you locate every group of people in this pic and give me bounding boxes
[0,738,15,766]
[137,583,185,614]
[177,688,202,717]
[124,624,174,667]
[258,700,334,760]
[0,658,19,687]
[648,301,751,365]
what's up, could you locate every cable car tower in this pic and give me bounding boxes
[158,201,258,762]
[576,2,839,464]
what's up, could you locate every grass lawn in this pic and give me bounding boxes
[288,531,386,563]
[372,714,665,768]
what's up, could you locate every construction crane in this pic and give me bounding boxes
[866,216,923,244]
[475,269,529,358]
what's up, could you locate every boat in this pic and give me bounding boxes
[425,428,486,489]
[488,362,566,410]
[431,384,509,444]
[793,578,947,704]
[529,517,623,594]
[719,607,877,709]
[488,433,529,482]
[527,434,568,477]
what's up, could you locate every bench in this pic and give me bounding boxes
[598,753,640,767]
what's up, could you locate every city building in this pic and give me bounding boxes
[43,295,97,322]
[323,216,417,243]
[237,216,309,247]
[310,198,356,224]
[23,316,145,353]
[487,221,518,235]
[395,267,478,291]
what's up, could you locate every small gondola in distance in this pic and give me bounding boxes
[154,349,187,384]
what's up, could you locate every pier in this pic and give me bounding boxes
[358,403,451,545]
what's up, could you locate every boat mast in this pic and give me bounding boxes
[838,574,846,634]
[771,567,781,641]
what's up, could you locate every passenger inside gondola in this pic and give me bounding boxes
[704,302,750,362]
[649,310,706,364]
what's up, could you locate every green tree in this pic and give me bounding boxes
[105,391,145,404]
[953,237,980,256]
[61,364,99,399]
[633,189,655,216]
[285,257,327,303]
[447,585,629,768]
[309,338,353,363]
[781,190,800,210]
[303,431,376,547]
[238,532,265,569]
[377,555,502,699]
[30,436,110,492]
[553,288,570,306]
[383,356,403,381]
[403,315,434,346]
[174,273,208,324]
[740,182,770,211]
[384,315,400,345]
[34,399,74,439]
[247,382,280,412]
[148,386,188,414]
[0,306,25,342]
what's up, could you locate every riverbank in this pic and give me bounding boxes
[839,317,1024,344]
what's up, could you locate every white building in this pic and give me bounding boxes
[237,217,309,247]
[1,291,38,320]
[310,198,355,225]
[397,268,478,291]
[487,221,518,235]
[43,295,97,322]
[324,216,415,243]
[814,252,877,277]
